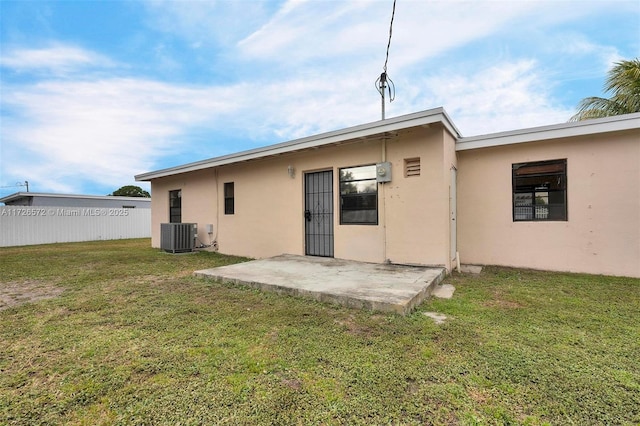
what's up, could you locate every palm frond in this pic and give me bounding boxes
[605,59,640,97]
[571,57,640,121]
[569,97,630,122]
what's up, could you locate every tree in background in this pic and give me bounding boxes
[570,58,640,121]
[110,185,150,197]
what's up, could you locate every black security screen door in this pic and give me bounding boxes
[304,170,334,257]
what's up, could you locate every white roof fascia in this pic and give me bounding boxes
[456,112,640,151]
[0,192,151,203]
[135,108,461,181]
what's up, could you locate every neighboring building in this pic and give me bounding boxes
[0,192,151,247]
[135,108,640,278]
[0,192,151,209]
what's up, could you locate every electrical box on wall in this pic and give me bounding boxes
[376,162,392,183]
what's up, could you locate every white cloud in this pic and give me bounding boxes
[552,32,623,77]
[422,60,574,135]
[238,1,376,59]
[141,0,278,48]
[2,77,235,193]
[0,44,114,74]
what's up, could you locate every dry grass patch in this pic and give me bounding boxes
[0,280,64,311]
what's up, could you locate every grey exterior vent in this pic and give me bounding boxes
[161,223,197,253]
[405,158,420,177]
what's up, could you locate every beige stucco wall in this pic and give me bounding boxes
[149,168,218,247]
[149,125,456,269]
[384,125,457,269]
[457,129,640,277]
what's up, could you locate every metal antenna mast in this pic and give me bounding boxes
[16,181,29,192]
[375,0,396,120]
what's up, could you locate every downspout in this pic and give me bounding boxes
[212,168,219,251]
[380,78,388,258]
[381,135,388,263]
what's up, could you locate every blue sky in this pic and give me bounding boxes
[1,0,638,198]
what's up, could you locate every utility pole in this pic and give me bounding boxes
[378,72,388,120]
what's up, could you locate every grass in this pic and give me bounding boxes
[0,239,638,425]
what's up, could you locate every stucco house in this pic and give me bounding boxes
[135,108,640,278]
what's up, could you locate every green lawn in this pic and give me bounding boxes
[1,239,638,425]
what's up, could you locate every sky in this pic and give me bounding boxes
[1,0,638,198]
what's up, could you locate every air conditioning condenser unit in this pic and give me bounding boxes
[160,223,197,253]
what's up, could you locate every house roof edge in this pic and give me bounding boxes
[135,107,460,181]
[456,112,640,151]
[0,192,151,204]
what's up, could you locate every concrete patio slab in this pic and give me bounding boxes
[194,254,447,315]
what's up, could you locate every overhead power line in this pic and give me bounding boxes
[382,0,396,74]
[0,181,30,191]
[375,0,397,120]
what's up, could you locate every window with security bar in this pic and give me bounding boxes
[512,159,567,221]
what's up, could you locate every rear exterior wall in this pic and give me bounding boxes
[149,125,457,270]
[457,129,640,277]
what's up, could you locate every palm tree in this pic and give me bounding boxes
[570,58,640,121]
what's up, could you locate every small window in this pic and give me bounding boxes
[339,165,378,225]
[169,190,181,223]
[224,182,234,215]
[405,158,421,177]
[513,159,567,221]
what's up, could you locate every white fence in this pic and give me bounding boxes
[0,206,151,247]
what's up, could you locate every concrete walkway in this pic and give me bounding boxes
[194,254,446,315]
